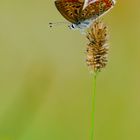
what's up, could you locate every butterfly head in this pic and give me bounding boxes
[68,21,81,29]
[68,19,92,30]
[68,24,76,29]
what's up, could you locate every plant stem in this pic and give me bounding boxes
[91,71,98,140]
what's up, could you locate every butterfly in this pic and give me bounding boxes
[53,0,116,29]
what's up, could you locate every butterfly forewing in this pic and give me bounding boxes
[55,0,84,23]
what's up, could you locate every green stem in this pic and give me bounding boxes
[91,71,98,140]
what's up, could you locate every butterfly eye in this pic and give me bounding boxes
[72,24,75,28]
[68,24,75,29]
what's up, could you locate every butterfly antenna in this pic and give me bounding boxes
[49,22,70,28]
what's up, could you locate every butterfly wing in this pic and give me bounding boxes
[80,0,115,21]
[55,0,84,23]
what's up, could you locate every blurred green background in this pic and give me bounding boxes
[0,0,140,140]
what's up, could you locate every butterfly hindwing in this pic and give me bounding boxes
[80,2,99,21]
[80,0,115,21]
[55,0,84,23]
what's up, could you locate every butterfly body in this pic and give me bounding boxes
[55,0,116,30]
[69,19,93,30]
